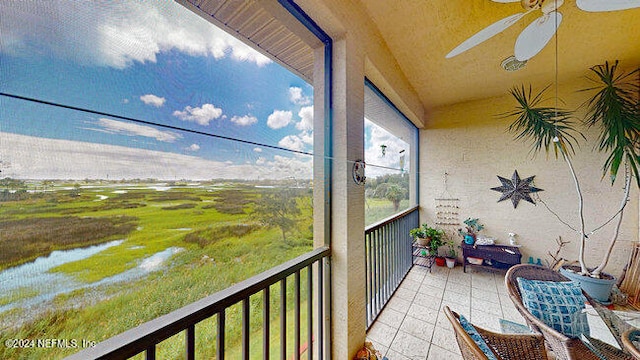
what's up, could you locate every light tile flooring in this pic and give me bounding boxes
[365,264,640,360]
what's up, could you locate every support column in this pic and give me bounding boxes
[330,35,366,359]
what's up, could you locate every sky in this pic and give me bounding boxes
[0,0,407,181]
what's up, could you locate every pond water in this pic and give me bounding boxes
[0,242,182,314]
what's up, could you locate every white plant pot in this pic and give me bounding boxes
[445,257,456,268]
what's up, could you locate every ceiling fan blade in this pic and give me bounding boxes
[514,11,562,61]
[576,0,640,12]
[446,12,527,58]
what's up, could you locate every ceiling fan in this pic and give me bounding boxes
[446,0,640,61]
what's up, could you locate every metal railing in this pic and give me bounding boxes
[364,206,418,328]
[65,246,331,360]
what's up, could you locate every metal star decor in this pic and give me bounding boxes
[490,170,543,208]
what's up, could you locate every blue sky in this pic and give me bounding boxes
[0,0,318,180]
[0,0,404,181]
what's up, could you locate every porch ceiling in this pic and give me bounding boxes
[358,0,640,113]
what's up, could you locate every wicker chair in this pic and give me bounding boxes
[505,264,633,360]
[443,305,549,360]
[622,329,640,359]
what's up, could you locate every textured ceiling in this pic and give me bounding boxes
[358,0,640,112]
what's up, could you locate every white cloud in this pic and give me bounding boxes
[187,144,200,152]
[278,135,305,152]
[140,94,166,107]
[0,1,271,68]
[296,106,313,131]
[95,118,180,142]
[299,131,313,146]
[173,103,223,125]
[263,155,312,179]
[253,147,263,152]
[230,115,257,126]
[289,87,311,105]
[267,110,293,129]
[1,132,311,181]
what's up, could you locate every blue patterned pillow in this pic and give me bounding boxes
[458,314,498,360]
[517,277,590,338]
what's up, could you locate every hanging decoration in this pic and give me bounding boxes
[490,170,543,208]
[352,160,366,185]
[380,144,387,157]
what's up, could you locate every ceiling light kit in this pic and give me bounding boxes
[501,55,528,71]
[446,0,640,62]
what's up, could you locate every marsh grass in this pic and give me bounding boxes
[0,182,314,360]
[0,215,138,271]
[0,287,40,307]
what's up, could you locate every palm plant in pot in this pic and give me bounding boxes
[503,61,640,301]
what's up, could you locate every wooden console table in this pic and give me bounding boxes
[461,241,522,273]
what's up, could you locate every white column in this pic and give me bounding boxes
[329,35,366,359]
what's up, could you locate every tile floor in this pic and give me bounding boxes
[365,264,640,360]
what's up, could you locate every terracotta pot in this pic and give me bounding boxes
[416,237,430,246]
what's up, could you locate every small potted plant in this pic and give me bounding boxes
[458,218,484,245]
[409,223,443,247]
[445,241,458,268]
[429,233,446,265]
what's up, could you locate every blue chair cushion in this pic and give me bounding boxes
[517,277,590,338]
[458,313,499,360]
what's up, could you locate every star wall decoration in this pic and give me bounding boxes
[490,170,543,208]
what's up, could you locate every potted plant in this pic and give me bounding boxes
[445,241,458,268]
[429,233,446,265]
[503,61,640,302]
[409,223,444,248]
[458,217,484,245]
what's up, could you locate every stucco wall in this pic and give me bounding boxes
[420,80,639,277]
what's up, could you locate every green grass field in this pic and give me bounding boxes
[0,181,314,359]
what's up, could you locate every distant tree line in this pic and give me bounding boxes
[0,177,28,201]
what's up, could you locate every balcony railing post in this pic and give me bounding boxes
[186,324,195,360]
[217,310,225,360]
[263,287,270,359]
[242,298,250,360]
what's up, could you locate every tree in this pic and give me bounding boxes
[385,184,406,211]
[504,61,640,277]
[254,188,301,243]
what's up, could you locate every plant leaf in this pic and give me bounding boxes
[581,61,640,185]
[502,84,581,157]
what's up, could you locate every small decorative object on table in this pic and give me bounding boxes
[458,217,484,245]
